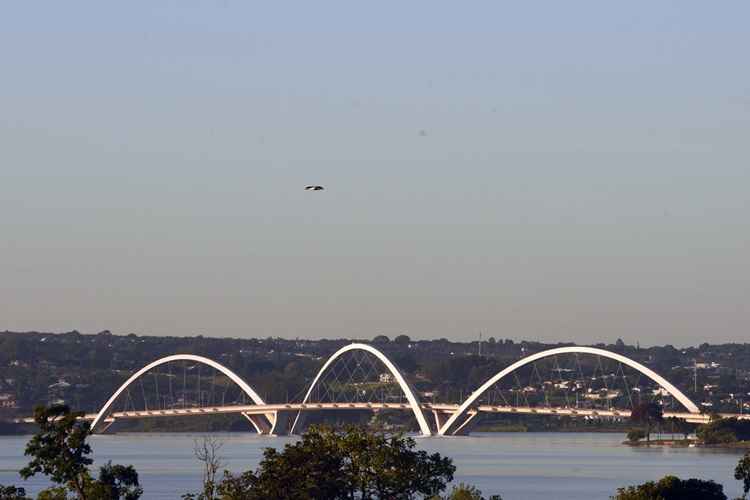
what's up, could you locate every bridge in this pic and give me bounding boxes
[19,344,748,436]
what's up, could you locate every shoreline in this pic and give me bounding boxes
[624,439,750,450]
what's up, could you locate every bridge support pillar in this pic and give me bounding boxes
[291,410,309,435]
[269,411,296,435]
[431,410,453,435]
[93,419,116,435]
[447,411,481,436]
[242,413,275,435]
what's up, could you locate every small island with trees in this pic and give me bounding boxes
[624,401,750,450]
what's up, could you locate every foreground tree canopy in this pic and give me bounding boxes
[8,405,142,500]
[214,425,456,500]
[737,451,750,500]
[612,475,726,500]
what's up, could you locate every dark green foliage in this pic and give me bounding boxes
[215,471,256,500]
[626,429,646,443]
[20,405,93,496]
[612,475,726,500]
[697,417,750,444]
[666,417,693,440]
[238,427,347,499]
[19,405,142,500]
[390,352,418,374]
[736,452,750,498]
[441,483,503,500]
[215,425,456,499]
[630,402,663,443]
[0,484,31,500]
[96,462,143,500]
[36,487,68,500]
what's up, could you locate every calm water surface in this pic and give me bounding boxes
[0,432,744,499]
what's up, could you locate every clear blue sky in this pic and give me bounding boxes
[1,2,748,345]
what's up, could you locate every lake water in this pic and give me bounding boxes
[0,432,745,499]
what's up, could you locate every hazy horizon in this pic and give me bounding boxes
[2,3,748,345]
[0,328,737,351]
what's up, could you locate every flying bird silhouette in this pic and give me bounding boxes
[304,185,324,191]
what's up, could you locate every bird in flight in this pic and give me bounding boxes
[304,185,324,191]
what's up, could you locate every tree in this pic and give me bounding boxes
[339,426,454,499]
[446,483,483,500]
[626,429,646,443]
[440,483,503,500]
[184,436,225,500]
[372,335,390,344]
[36,487,68,500]
[630,402,663,443]
[238,425,347,499]
[391,352,418,374]
[736,452,750,499]
[95,462,143,500]
[19,404,142,500]
[20,404,94,498]
[613,475,726,500]
[394,334,411,345]
[697,417,750,445]
[0,485,31,500]
[214,425,456,499]
[667,417,693,440]
[215,471,256,500]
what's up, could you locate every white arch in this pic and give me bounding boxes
[90,354,272,433]
[290,343,432,436]
[439,346,700,436]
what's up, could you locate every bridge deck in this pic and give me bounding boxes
[17,402,744,425]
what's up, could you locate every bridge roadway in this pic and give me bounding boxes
[18,402,746,427]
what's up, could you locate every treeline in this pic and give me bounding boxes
[698,418,750,445]
[1,330,749,419]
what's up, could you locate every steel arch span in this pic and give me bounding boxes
[290,343,432,436]
[439,346,701,436]
[90,354,275,434]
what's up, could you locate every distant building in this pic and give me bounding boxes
[0,393,18,409]
[48,379,72,406]
[694,362,721,370]
[584,390,621,400]
[379,373,394,384]
[48,380,72,390]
